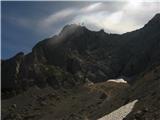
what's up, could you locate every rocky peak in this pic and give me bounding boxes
[150,13,160,23]
[59,24,86,37]
[144,13,160,28]
[14,52,24,60]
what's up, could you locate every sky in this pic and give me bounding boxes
[1,0,160,59]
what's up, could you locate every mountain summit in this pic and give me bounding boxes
[146,13,160,26]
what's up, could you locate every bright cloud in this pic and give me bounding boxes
[11,2,160,34]
[70,1,160,33]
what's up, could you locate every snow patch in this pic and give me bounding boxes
[107,78,127,84]
[98,99,138,120]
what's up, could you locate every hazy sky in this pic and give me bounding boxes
[1,1,160,59]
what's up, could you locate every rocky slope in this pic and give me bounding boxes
[2,65,160,120]
[2,78,130,120]
[98,64,160,120]
[124,64,160,120]
[1,13,160,120]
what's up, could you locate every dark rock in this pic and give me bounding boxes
[100,93,107,100]
[134,110,144,119]
[40,101,47,106]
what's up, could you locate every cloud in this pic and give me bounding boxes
[72,11,127,33]
[9,2,160,35]
[39,2,103,28]
[35,2,104,35]
[71,1,160,33]
[81,2,102,12]
[40,8,75,28]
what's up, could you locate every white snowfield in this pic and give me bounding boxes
[107,78,128,83]
[98,99,138,120]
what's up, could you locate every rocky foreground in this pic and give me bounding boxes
[2,65,160,120]
[1,14,160,120]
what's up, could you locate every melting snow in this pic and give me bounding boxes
[98,99,138,120]
[107,78,127,84]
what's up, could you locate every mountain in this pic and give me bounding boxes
[1,13,160,120]
[2,13,160,93]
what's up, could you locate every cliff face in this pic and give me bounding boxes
[2,52,24,91]
[2,14,160,96]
